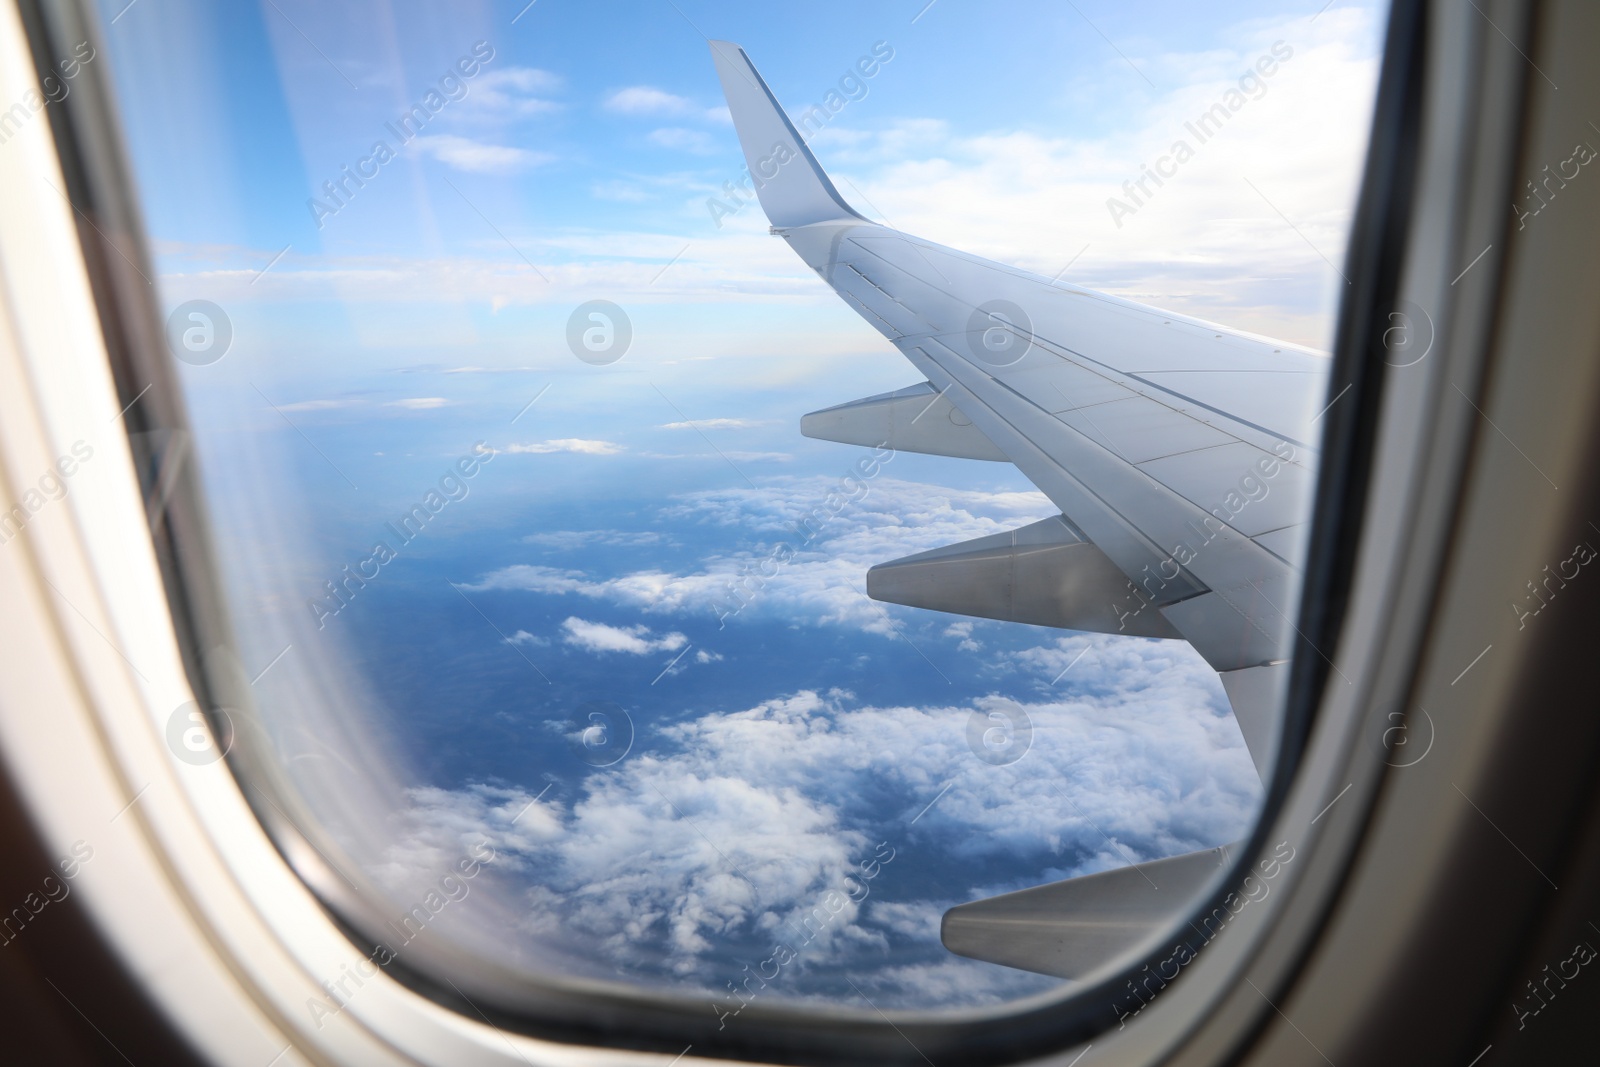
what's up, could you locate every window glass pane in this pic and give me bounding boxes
[98,0,1387,1013]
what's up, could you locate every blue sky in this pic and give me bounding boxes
[107,0,1358,246]
[97,0,1387,1012]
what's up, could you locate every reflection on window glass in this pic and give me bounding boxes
[101,0,1386,1013]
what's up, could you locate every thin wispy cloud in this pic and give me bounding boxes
[278,398,359,413]
[463,67,564,117]
[647,127,717,154]
[604,85,694,115]
[523,530,667,549]
[503,439,625,455]
[660,418,764,430]
[412,135,551,174]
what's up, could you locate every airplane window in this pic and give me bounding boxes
[90,0,1389,1036]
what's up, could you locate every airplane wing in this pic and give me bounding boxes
[709,41,1323,975]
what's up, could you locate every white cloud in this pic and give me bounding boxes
[802,9,1384,345]
[853,957,1047,1006]
[806,126,874,151]
[943,620,981,652]
[502,439,625,455]
[411,135,551,174]
[278,398,359,412]
[587,169,713,205]
[377,673,1255,1005]
[153,219,842,314]
[605,85,695,115]
[503,629,548,647]
[463,564,596,595]
[464,477,1056,634]
[460,68,564,118]
[387,397,451,410]
[648,127,717,154]
[811,118,949,158]
[639,450,793,463]
[660,418,764,430]
[590,180,654,203]
[157,10,1381,354]
[522,530,667,549]
[369,782,565,899]
[559,616,688,655]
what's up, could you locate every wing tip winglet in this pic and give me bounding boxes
[707,40,867,229]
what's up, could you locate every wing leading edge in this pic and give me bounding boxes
[710,40,1324,978]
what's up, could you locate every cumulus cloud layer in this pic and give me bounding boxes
[374,466,1265,1008]
[376,672,1257,1008]
[465,476,1058,634]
